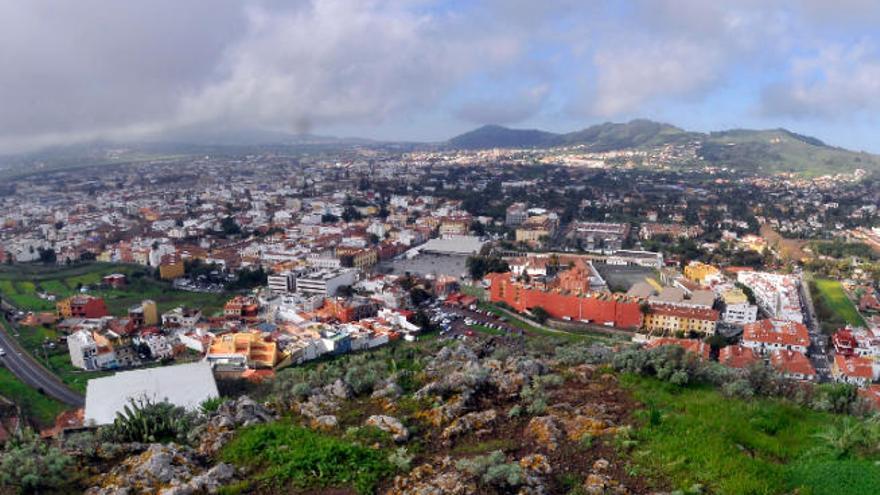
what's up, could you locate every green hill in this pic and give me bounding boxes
[446,120,880,176]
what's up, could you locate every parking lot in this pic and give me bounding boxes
[426,302,523,342]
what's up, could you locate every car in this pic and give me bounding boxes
[0,347,5,357]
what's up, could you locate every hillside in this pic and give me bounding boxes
[446,120,880,176]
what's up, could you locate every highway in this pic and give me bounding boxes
[0,298,84,407]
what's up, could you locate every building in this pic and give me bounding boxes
[206,332,279,369]
[486,272,643,330]
[161,307,202,327]
[643,304,719,336]
[158,253,185,280]
[295,268,357,297]
[718,345,760,369]
[832,354,877,387]
[683,262,720,285]
[505,203,528,226]
[639,223,703,240]
[736,271,804,323]
[267,272,295,294]
[68,330,117,370]
[721,288,758,325]
[57,295,109,319]
[832,327,880,360]
[565,221,630,252]
[224,295,260,321]
[101,273,127,288]
[770,349,816,380]
[336,246,378,270]
[515,215,558,245]
[84,362,219,426]
[742,319,810,355]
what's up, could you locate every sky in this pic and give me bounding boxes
[3,0,880,153]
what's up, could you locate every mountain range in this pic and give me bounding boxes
[446,119,880,176]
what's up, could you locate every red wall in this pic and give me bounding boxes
[488,273,642,330]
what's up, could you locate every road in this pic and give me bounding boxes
[0,298,84,407]
[798,274,831,381]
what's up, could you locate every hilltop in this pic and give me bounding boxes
[446,119,880,176]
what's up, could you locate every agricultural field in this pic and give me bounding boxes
[622,374,880,495]
[811,278,867,332]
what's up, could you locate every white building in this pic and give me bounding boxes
[737,271,804,323]
[723,301,759,325]
[295,268,357,297]
[267,272,295,294]
[68,329,117,371]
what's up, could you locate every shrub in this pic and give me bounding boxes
[200,396,224,414]
[101,399,196,444]
[722,379,755,400]
[507,405,522,418]
[387,447,414,472]
[222,422,394,494]
[0,429,74,492]
[455,450,524,488]
[555,343,613,366]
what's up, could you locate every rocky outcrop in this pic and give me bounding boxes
[385,456,478,495]
[195,396,275,455]
[365,415,409,443]
[583,458,631,495]
[525,416,563,452]
[86,444,235,495]
[310,414,339,431]
[440,409,497,442]
[298,391,340,419]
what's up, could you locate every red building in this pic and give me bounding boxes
[486,272,643,330]
[57,295,109,319]
[224,296,260,322]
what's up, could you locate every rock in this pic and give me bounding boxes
[440,409,497,442]
[562,415,613,441]
[526,416,562,452]
[196,395,275,455]
[366,414,410,443]
[329,378,353,399]
[298,392,339,419]
[519,453,552,475]
[311,414,339,431]
[593,459,610,471]
[87,443,234,495]
[372,381,403,400]
[584,473,610,495]
[385,456,477,495]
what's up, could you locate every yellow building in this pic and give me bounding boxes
[142,300,159,326]
[683,262,720,284]
[515,215,557,244]
[207,332,278,368]
[643,305,719,336]
[159,259,185,280]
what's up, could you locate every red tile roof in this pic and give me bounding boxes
[834,354,874,379]
[719,345,760,369]
[645,338,711,360]
[743,319,810,348]
[770,350,815,378]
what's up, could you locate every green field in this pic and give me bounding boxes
[0,367,68,427]
[0,262,231,317]
[812,278,866,331]
[622,374,880,495]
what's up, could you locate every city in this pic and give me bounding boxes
[2,2,880,495]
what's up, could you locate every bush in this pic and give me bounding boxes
[0,429,74,492]
[387,447,414,472]
[101,399,196,444]
[555,343,613,366]
[200,396,224,414]
[455,450,524,488]
[222,422,394,494]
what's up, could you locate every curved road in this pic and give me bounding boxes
[0,299,84,407]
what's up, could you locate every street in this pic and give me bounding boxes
[0,298,84,407]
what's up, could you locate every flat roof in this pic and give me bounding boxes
[84,361,218,426]
[420,236,486,255]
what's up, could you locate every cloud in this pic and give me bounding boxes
[454,84,550,125]
[760,42,880,119]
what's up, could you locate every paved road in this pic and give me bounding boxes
[0,299,84,407]
[798,275,831,381]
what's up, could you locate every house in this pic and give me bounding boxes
[84,362,219,426]
[742,319,810,355]
[720,288,758,325]
[57,295,109,319]
[769,349,816,381]
[643,305,719,336]
[206,332,278,369]
[224,295,260,322]
[832,354,878,387]
[101,273,127,288]
[158,253,185,280]
[718,345,760,369]
[161,307,203,328]
[68,330,117,371]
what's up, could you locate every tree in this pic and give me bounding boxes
[37,247,56,264]
[530,306,550,324]
[321,213,339,224]
[221,216,242,236]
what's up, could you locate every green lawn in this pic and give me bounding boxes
[812,278,866,329]
[622,374,880,495]
[0,366,68,427]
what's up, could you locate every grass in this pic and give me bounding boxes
[478,301,622,344]
[0,366,68,427]
[812,278,866,329]
[622,374,880,495]
[221,422,395,494]
[0,262,231,317]
[469,324,506,336]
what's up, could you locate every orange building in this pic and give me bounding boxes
[207,332,278,368]
[486,272,643,330]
